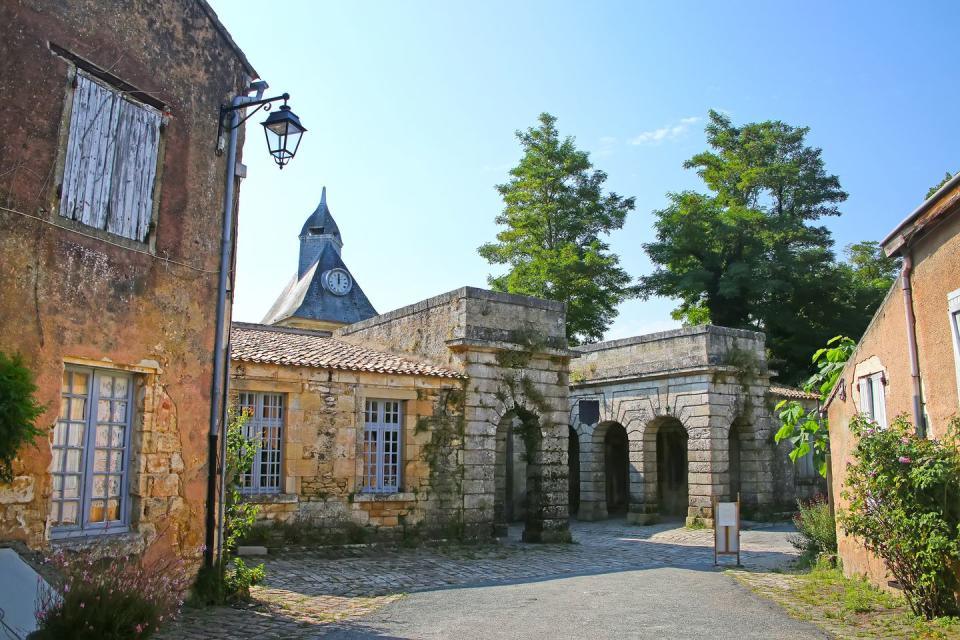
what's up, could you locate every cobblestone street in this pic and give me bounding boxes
[160,519,809,639]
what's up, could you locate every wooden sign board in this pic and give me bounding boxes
[713,494,741,565]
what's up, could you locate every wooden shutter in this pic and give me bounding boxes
[60,73,161,242]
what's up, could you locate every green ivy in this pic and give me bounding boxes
[0,352,45,483]
[840,415,960,619]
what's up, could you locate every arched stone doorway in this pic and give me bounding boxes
[655,419,688,519]
[603,422,629,515]
[494,406,542,538]
[568,426,580,518]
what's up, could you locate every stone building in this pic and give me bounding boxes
[825,173,960,590]
[567,326,823,526]
[0,0,255,564]
[229,322,466,532]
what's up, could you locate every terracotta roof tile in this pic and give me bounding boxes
[769,385,820,401]
[231,323,464,379]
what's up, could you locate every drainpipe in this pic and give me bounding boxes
[900,253,925,435]
[204,82,266,568]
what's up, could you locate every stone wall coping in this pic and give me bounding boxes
[353,492,416,502]
[336,286,565,337]
[446,338,579,358]
[570,363,770,388]
[573,324,765,354]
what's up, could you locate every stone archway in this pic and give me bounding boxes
[493,406,543,539]
[603,422,629,515]
[640,416,688,520]
[568,425,580,518]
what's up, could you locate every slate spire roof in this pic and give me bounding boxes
[299,186,340,241]
[261,188,378,327]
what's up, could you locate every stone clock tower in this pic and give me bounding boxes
[262,187,378,331]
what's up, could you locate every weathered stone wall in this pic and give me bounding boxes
[0,0,254,564]
[338,287,573,542]
[231,361,463,534]
[569,326,779,525]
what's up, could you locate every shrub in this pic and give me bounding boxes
[790,495,837,566]
[32,550,192,639]
[190,409,264,605]
[840,415,960,619]
[0,352,45,483]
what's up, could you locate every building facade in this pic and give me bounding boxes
[568,326,822,526]
[0,0,255,564]
[826,174,960,588]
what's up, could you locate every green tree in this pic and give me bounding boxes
[775,335,855,477]
[479,113,637,345]
[926,171,954,198]
[640,110,890,381]
[0,352,45,483]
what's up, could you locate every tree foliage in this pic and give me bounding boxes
[640,111,896,382]
[775,335,855,477]
[926,171,954,199]
[0,352,45,483]
[479,113,638,344]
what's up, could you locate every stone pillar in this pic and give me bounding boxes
[627,422,656,524]
[525,389,571,543]
[575,426,607,521]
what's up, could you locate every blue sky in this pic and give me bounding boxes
[212,0,959,339]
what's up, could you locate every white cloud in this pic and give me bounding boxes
[630,116,701,145]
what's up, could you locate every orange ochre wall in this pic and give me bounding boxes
[827,205,960,589]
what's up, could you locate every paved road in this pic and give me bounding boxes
[322,566,828,640]
[162,520,826,640]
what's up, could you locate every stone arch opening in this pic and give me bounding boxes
[728,415,759,509]
[729,421,742,502]
[493,406,542,538]
[602,422,629,515]
[568,426,580,518]
[653,417,688,519]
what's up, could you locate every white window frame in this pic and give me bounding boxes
[858,372,888,429]
[237,392,285,495]
[50,367,134,538]
[362,399,402,493]
[58,70,163,243]
[950,289,960,408]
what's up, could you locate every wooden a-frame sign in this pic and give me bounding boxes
[713,493,741,566]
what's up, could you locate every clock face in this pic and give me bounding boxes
[326,269,352,295]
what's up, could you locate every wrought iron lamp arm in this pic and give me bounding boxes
[215,92,289,154]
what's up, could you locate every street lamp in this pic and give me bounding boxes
[261,101,307,168]
[206,81,306,568]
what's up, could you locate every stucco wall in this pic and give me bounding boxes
[827,205,960,589]
[0,0,252,564]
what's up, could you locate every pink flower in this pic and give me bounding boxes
[900,436,910,444]
[79,602,85,609]
[898,456,912,464]
[135,624,144,634]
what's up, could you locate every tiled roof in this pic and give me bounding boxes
[231,323,465,379]
[769,386,820,401]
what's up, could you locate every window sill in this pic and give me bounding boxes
[50,530,144,555]
[240,493,298,505]
[354,492,415,503]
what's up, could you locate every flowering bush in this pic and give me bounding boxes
[32,549,193,639]
[840,415,960,619]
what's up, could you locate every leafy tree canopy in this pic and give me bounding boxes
[641,110,896,382]
[479,113,637,344]
[926,171,954,199]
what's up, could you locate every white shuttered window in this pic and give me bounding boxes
[60,73,162,242]
[858,373,887,429]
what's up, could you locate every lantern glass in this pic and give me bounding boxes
[261,104,306,168]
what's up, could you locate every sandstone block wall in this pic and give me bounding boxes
[231,362,463,534]
[0,0,253,565]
